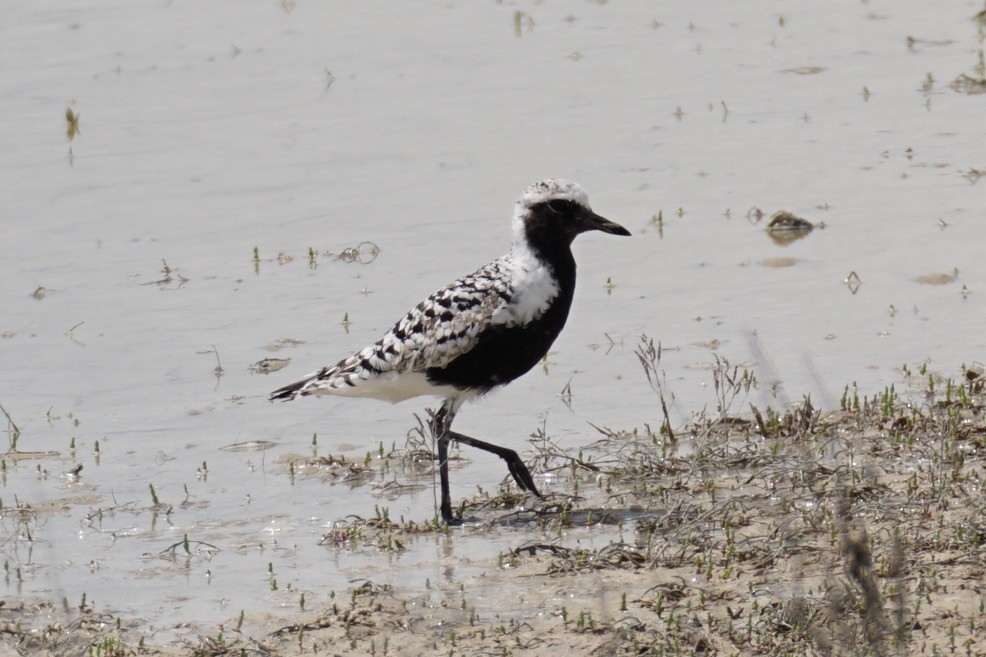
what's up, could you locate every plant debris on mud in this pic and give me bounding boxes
[2,348,984,656]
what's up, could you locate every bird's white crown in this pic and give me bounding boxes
[517,179,590,211]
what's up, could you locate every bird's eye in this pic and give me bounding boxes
[546,200,566,214]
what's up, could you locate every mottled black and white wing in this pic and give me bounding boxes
[269,259,516,403]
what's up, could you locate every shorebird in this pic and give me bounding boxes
[270,179,630,524]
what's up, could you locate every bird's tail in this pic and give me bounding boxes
[270,355,360,402]
[269,377,313,402]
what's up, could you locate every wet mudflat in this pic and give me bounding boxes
[2,0,985,654]
[3,359,984,655]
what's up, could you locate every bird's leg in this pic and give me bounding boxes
[446,430,542,498]
[431,402,542,525]
[431,400,456,525]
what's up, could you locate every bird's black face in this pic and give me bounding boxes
[527,199,631,245]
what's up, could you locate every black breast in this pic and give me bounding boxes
[425,293,572,392]
[427,255,576,394]
[428,201,582,394]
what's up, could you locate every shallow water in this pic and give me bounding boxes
[2,0,984,639]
